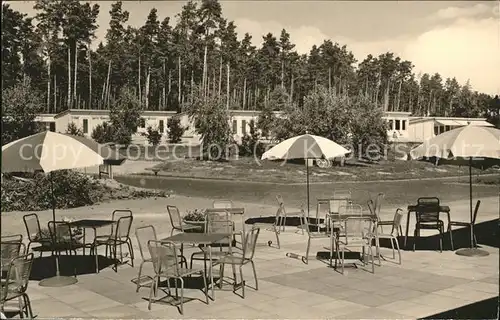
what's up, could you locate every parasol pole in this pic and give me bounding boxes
[469,158,473,248]
[306,157,310,218]
[455,157,489,257]
[39,172,79,287]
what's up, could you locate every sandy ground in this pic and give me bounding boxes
[1,195,280,237]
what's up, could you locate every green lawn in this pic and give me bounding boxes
[151,157,499,183]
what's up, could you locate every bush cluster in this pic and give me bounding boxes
[1,170,168,212]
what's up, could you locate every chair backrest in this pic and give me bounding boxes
[373,193,385,219]
[1,235,25,271]
[1,253,34,299]
[338,204,364,216]
[329,198,350,215]
[316,200,330,220]
[206,216,233,245]
[390,209,404,236]
[135,225,157,261]
[48,221,74,245]
[416,197,440,223]
[205,208,230,221]
[147,240,179,276]
[113,216,133,239]
[344,216,372,239]
[213,200,233,209]
[111,210,133,233]
[242,227,260,261]
[472,200,481,224]
[23,213,43,242]
[167,205,183,230]
[276,195,287,215]
[367,199,375,215]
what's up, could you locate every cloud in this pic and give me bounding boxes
[234,18,329,54]
[403,17,499,95]
[234,14,499,95]
[430,3,494,20]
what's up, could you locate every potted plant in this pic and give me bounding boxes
[183,209,206,232]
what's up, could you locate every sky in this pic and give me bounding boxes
[6,0,500,95]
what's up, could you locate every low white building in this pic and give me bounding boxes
[407,116,494,143]
[33,109,494,145]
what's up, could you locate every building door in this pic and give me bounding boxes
[49,122,56,132]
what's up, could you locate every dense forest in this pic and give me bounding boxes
[2,0,499,122]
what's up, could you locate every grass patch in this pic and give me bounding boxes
[150,157,499,183]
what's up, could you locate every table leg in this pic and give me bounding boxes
[208,245,215,300]
[404,211,411,248]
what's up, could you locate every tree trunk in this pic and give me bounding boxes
[375,69,381,107]
[328,67,332,93]
[427,90,433,116]
[88,45,92,109]
[145,66,151,109]
[53,75,57,112]
[138,54,142,107]
[383,78,391,111]
[178,56,182,108]
[202,45,208,96]
[73,42,78,107]
[162,59,166,109]
[243,77,247,110]
[281,60,284,89]
[226,63,230,110]
[105,60,111,109]
[107,84,112,108]
[290,75,294,103]
[67,45,72,109]
[46,56,51,113]
[168,69,172,94]
[218,56,223,98]
[396,79,402,111]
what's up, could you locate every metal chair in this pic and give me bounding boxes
[167,205,203,236]
[92,216,134,272]
[22,213,51,256]
[252,203,282,248]
[293,208,335,265]
[413,197,444,252]
[189,215,234,269]
[1,235,25,273]
[217,227,260,298]
[275,195,303,232]
[0,253,34,319]
[47,221,85,277]
[449,200,481,250]
[377,209,404,264]
[134,225,157,292]
[334,216,376,274]
[147,240,209,314]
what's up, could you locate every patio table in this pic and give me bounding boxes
[68,219,115,255]
[404,205,451,248]
[161,232,232,301]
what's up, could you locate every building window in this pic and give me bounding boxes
[232,120,237,134]
[242,120,247,135]
[445,125,450,132]
[83,119,88,134]
[140,118,146,128]
[49,123,55,132]
[159,120,164,133]
[395,120,401,131]
[401,120,406,130]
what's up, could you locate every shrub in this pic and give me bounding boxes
[144,126,162,146]
[1,170,170,212]
[66,122,84,136]
[91,122,115,144]
[239,120,265,157]
[167,116,186,143]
